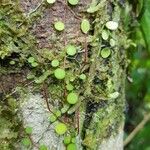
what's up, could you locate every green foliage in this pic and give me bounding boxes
[140,0,150,52]
[79,74,86,80]
[67,92,78,104]
[66,83,74,91]
[54,110,61,117]
[54,21,65,31]
[28,57,35,63]
[101,30,109,40]
[28,57,38,67]
[51,59,60,67]
[81,19,90,34]
[64,135,71,145]
[125,1,150,149]
[105,21,118,30]
[126,124,150,150]
[22,137,31,147]
[54,68,66,80]
[0,0,143,149]
[49,114,57,123]
[25,127,33,134]
[67,143,77,150]
[55,123,67,135]
[66,45,77,56]
[100,48,111,58]
[68,0,79,6]
[39,144,48,150]
[47,0,56,4]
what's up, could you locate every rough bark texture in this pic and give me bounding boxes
[0,0,128,150]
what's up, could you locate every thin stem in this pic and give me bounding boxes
[124,113,150,146]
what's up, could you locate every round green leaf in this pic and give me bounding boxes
[49,114,57,123]
[54,68,66,79]
[110,39,116,47]
[106,21,118,30]
[79,74,86,80]
[68,0,79,5]
[102,30,109,40]
[54,21,65,31]
[67,92,78,104]
[22,138,31,147]
[55,110,61,117]
[81,19,90,34]
[47,0,56,4]
[28,57,35,63]
[67,143,77,150]
[51,59,59,67]
[10,60,15,65]
[55,123,67,135]
[71,137,76,143]
[64,136,71,145]
[66,45,77,56]
[66,84,74,91]
[39,144,48,150]
[100,48,111,58]
[31,62,38,67]
[25,127,33,134]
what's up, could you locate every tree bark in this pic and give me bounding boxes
[0,0,128,150]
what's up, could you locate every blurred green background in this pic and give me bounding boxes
[125,0,150,149]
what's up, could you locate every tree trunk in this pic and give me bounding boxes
[0,0,128,150]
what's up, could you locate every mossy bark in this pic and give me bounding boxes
[0,0,129,150]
